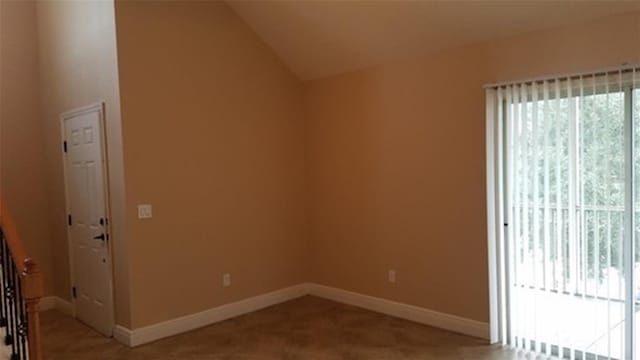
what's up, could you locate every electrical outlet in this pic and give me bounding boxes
[137,204,153,219]
[388,270,396,283]
[223,273,231,287]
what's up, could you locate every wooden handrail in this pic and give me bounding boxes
[0,196,44,360]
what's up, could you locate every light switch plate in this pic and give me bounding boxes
[137,204,152,219]
[388,270,396,283]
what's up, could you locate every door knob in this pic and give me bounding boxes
[93,234,106,241]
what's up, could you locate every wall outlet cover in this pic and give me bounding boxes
[137,204,153,219]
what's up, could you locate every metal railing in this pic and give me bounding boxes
[511,205,631,302]
[0,197,43,360]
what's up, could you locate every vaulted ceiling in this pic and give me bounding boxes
[227,1,640,80]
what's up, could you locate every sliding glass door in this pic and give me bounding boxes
[486,69,640,360]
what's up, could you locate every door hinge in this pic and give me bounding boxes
[68,214,72,226]
[63,140,67,153]
[72,286,77,299]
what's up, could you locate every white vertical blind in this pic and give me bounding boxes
[633,67,638,360]
[542,80,552,357]
[487,67,639,360]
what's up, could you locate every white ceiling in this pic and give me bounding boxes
[227,0,640,81]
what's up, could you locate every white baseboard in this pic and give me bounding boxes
[39,296,56,311]
[306,283,490,340]
[112,325,132,347]
[55,297,74,316]
[113,282,489,348]
[115,283,309,347]
[40,296,73,316]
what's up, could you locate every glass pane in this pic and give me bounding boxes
[508,84,626,359]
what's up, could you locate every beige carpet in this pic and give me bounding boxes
[42,296,523,359]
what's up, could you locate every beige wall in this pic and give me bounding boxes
[114,1,307,328]
[35,1,131,326]
[4,0,639,333]
[304,11,640,323]
[0,0,53,296]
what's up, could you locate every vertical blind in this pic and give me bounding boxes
[486,66,640,360]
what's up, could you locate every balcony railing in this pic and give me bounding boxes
[509,204,635,359]
[511,204,631,302]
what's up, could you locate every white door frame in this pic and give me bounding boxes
[60,102,116,335]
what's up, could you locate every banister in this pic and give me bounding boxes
[0,201,29,274]
[0,196,44,360]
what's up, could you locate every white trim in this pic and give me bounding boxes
[114,284,309,347]
[39,296,74,316]
[307,283,490,340]
[113,325,133,347]
[39,297,56,311]
[113,283,489,348]
[55,297,74,316]
[485,88,500,344]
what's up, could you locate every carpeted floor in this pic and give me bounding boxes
[42,296,523,359]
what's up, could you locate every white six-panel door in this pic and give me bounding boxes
[62,104,114,337]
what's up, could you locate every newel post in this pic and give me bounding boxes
[23,258,43,360]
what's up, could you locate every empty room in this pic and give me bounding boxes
[1,0,640,359]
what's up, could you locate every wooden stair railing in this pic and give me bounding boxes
[0,197,44,360]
